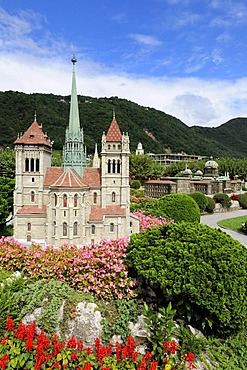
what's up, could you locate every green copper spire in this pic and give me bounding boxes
[63,55,87,176]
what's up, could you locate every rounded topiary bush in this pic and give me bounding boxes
[159,194,200,223]
[189,192,208,212]
[127,222,247,335]
[205,197,215,213]
[130,179,141,190]
[238,193,247,209]
[213,193,231,209]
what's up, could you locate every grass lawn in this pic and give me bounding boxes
[218,216,247,232]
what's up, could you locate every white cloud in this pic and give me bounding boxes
[129,33,162,46]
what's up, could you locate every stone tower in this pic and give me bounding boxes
[13,117,52,242]
[63,54,86,176]
[101,114,130,213]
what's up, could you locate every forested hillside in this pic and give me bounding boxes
[1,90,247,157]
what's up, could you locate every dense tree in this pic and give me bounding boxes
[130,154,166,180]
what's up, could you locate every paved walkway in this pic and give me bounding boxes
[201,209,247,247]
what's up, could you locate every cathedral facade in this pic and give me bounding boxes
[13,57,139,246]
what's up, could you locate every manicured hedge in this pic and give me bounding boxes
[131,194,200,223]
[189,192,208,212]
[159,194,200,223]
[213,193,231,209]
[238,194,247,209]
[127,222,247,335]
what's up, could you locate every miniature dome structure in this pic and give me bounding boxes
[136,142,144,155]
[204,158,219,178]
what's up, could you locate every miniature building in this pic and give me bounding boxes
[13,56,139,246]
[144,160,241,198]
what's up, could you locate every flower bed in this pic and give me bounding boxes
[0,316,196,370]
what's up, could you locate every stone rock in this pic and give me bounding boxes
[65,302,103,347]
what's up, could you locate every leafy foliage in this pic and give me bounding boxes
[213,193,231,209]
[205,197,215,213]
[143,302,177,365]
[237,193,247,209]
[127,222,247,335]
[188,192,208,212]
[131,194,200,223]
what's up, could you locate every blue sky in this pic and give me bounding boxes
[0,0,247,127]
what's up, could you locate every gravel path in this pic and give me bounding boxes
[200,209,247,247]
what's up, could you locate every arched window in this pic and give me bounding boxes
[91,225,96,234]
[112,192,116,202]
[30,158,34,172]
[82,193,85,203]
[74,194,78,207]
[107,159,111,173]
[110,223,114,232]
[31,191,35,202]
[54,194,58,206]
[53,221,56,236]
[108,144,111,150]
[112,159,116,173]
[93,192,97,204]
[63,222,68,236]
[73,222,78,236]
[27,222,31,231]
[25,158,29,172]
[117,160,121,173]
[63,194,67,207]
[113,144,116,150]
[36,158,39,172]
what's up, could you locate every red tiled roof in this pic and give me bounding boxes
[14,121,52,147]
[83,168,101,187]
[17,205,47,215]
[145,180,176,184]
[231,180,241,183]
[51,168,87,187]
[190,180,210,184]
[105,117,122,142]
[90,205,126,221]
[44,167,64,186]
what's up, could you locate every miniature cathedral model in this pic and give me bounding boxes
[13,56,139,246]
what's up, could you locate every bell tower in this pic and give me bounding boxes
[101,114,130,209]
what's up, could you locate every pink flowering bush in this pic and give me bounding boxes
[0,237,134,299]
[133,210,173,232]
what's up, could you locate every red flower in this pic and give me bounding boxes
[67,336,77,349]
[86,347,92,356]
[14,320,26,340]
[0,337,8,346]
[77,340,84,351]
[6,316,15,331]
[71,352,78,361]
[0,354,9,370]
[84,362,93,370]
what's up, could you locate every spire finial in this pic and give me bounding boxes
[34,111,37,122]
[113,107,115,119]
[71,53,77,65]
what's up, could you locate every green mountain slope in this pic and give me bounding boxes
[0,91,246,157]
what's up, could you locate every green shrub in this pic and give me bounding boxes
[127,222,247,335]
[130,194,200,223]
[189,192,208,212]
[205,196,216,213]
[130,179,141,189]
[238,194,247,209]
[213,193,231,209]
[159,194,200,223]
